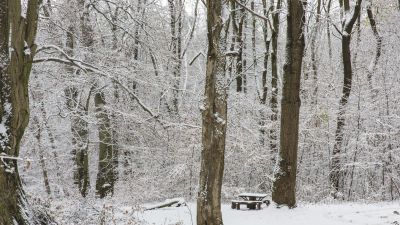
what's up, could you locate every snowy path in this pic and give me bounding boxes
[139,202,400,225]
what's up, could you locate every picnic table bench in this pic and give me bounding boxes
[231,193,270,210]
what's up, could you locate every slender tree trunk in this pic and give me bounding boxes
[259,0,271,146]
[228,0,238,79]
[269,0,281,161]
[325,0,333,77]
[311,0,321,105]
[168,0,183,113]
[271,0,305,208]
[251,1,257,78]
[40,101,64,196]
[0,0,41,223]
[330,0,362,198]
[366,1,382,90]
[236,0,246,93]
[32,115,52,196]
[64,23,91,197]
[133,0,145,61]
[66,86,90,197]
[197,0,227,224]
[261,0,270,105]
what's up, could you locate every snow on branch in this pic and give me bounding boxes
[34,45,201,130]
[34,46,161,125]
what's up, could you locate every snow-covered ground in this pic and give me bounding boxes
[138,202,400,225]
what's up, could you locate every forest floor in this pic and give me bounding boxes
[137,201,400,225]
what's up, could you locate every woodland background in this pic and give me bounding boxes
[11,0,400,223]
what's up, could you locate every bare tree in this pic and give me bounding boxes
[330,0,363,198]
[366,0,382,90]
[269,0,282,158]
[197,0,227,224]
[272,0,306,208]
[0,0,41,223]
[95,91,118,198]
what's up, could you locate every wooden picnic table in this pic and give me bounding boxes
[232,193,269,210]
[238,193,268,201]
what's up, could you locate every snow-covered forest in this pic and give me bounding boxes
[0,0,399,224]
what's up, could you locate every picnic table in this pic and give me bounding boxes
[231,193,270,210]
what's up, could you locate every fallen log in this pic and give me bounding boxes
[145,198,186,211]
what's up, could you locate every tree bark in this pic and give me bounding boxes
[65,86,90,197]
[259,0,271,146]
[32,115,52,196]
[236,0,246,93]
[269,0,281,162]
[168,0,183,114]
[271,0,305,208]
[310,0,321,105]
[366,1,382,90]
[0,0,40,223]
[64,23,91,197]
[330,0,362,198]
[95,91,118,198]
[197,0,227,224]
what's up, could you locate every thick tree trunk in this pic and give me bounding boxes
[271,0,305,208]
[95,91,118,198]
[197,0,227,224]
[0,0,40,223]
[330,0,362,198]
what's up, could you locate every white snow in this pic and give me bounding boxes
[237,193,268,198]
[138,202,400,225]
[0,102,11,149]
[145,198,187,211]
[214,112,226,125]
[24,41,31,55]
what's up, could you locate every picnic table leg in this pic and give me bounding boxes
[249,197,256,209]
[236,203,240,210]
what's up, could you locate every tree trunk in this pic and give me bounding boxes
[32,115,52,196]
[197,0,227,224]
[168,0,183,114]
[228,0,238,79]
[269,0,281,162]
[330,0,362,198]
[325,0,333,77]
[64,23,91,197]
[95,91,118,198]
[310,0,321,105]
[65,87,91,197]
[366,1,382,90]
[236,0,246,93]
[0,0,40,223]
[271,0,305,208]
[259,0,271,146]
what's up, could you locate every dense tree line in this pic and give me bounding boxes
[0,0,399,223]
